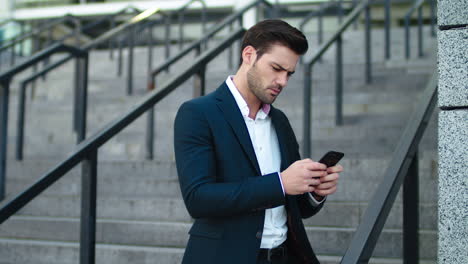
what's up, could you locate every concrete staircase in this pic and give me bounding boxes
[0,22,438,264]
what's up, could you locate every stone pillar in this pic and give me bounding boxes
[437,0,467,263]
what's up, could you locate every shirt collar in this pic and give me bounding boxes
[225,76,271,119]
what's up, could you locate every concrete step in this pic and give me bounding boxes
[0,216,437,259]
[0,238,436,264]
[3,193,437,231]
[5,155,438,201]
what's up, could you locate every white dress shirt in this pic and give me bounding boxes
[225,76,323,249]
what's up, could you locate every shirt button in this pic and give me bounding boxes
[256,231,262,239]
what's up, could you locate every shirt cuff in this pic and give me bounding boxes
[308,192,326,206]
[276,172,285,196]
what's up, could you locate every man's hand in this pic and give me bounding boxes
[313,164,342,198]
[280,159,327,195]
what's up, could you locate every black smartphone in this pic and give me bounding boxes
[318,151,344,167]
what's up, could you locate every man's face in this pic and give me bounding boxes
[246,44,299,105]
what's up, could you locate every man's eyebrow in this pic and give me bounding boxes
[272,63,295,75]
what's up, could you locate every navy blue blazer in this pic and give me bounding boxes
[174,82,323,264]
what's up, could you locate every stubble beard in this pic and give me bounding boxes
[246,64,280,105]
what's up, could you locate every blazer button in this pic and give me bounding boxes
[256,231,262,239]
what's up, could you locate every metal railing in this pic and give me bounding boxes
[12,6,164,162]
[0,15,82,71]
[0,43,89,201]
[0,28,246,264]
[302,0,373,157]
[404,0,436,59]
[340,72,437,263]
[144,0,274,159]
[299,1,339,47]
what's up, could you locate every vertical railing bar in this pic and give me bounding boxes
[193,44,205,97]
[338,0,343,25]
[10,44,15,66]
[77,54,89,143]
[19,21,25,57]
[145,25,155,160]
[403,152,420,264]
[405,14,410,59]
[109,17,115,59]
[430,0,436,37]
[117,36,123,76]
[179,11,184,50]
[302,64,312,158]
[318,8,323,45]
[417,5,423,57]
[16,82,27,161]
[127,26,135,95]
[384,0,391,59]
[335,35,343,126]
[165,14,171,73]
[365,2,372,84]
[80,149,98,264]
[228,22,233,70]
[0,79,10,200]
[73,58,80,133]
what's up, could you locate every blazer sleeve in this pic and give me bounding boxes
[174,101,285,219]
[279,111,326,219]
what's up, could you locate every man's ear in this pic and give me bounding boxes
[241,45,257,66]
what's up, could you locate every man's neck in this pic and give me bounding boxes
[232,74,261,119]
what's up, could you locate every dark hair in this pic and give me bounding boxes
[239,19,308,65]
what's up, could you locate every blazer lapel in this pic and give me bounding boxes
[270,107,292,172]
[215,83,261,175]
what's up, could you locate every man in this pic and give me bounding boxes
[174,19,342,264]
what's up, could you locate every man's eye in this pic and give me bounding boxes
[273,67,281,71]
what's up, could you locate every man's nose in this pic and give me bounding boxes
[276,73,288,87]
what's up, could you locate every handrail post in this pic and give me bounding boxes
[405,15,410,59]
[16,82,27,160]
[127,25,135,95]
[80,149,98,264]
[403,152,419,264]
[193,45,206,97]
[384,0,391,59]
[165,14,171,64]
[318,8,324,45]
[302,64,312,158]
[228,22,234,70]
[0,79,10,201]
[109,17,115,59]
[430,0,436,37]
[73,58,80,133]
[417,4,423,57]
[338,0,343,25]
[145,76,155,160]
[77,53,89,143]
[117,37,123,76]
[179,11,184,50]
[365,2,372,84]
[336,35,343,126]
[146,26,155,160]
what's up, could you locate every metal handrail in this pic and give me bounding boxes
[299,0,343,65]
[0,15,82,70]
[0,43,89,201]
[0,28,246,264]
[176,0,208,50]
[11,6,164,160]
[340,73,438,263]
[144,0,273,159]
[302,0,372,157]
[404,0,432,59]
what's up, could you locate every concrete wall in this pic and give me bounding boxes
[437,0,468,263]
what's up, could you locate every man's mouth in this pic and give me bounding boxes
[269,87,282,96]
